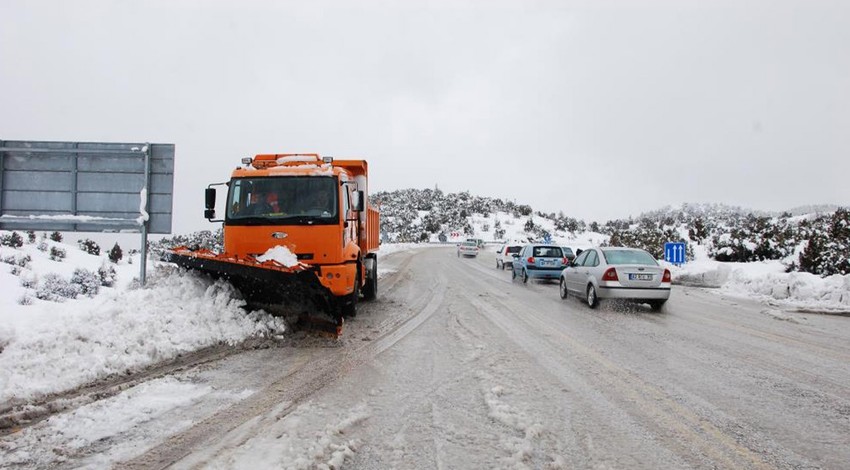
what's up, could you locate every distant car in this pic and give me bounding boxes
[561,246,576,262]
[496,244,522,270]
[457,241,479,258]
[559,247,671,311]
[511,244,569,283]
[466,238,485,247]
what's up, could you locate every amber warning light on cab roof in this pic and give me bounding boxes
[241,153,335,170]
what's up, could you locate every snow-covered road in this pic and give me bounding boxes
[3,246,850,469]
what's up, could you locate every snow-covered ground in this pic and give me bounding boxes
[2,231,849,469]
[666,245,850,312]
[2,230,849,408]
[0,238,427,406]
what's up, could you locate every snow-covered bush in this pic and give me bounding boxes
[708,214,798,262]
[795,208,850,276]
[605,219,687,260]
[78,238,100,256]
[1,231,24,248]
[49,231,63,242]
[20,271,38,289]
[37,241,48,252]
[49,246,66,261]
[26,230,36,243]
[2,253,31,269]
[71,268,100,297]
[36,273,82,301]
[99,263,117,287]
[18,295,34,306]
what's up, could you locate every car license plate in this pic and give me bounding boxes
[541,259,554,266]
[629,273,653,281]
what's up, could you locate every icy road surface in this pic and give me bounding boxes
[3,245,850,469]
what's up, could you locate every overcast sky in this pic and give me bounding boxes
[2,0,848,233]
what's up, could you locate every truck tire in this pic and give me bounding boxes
[362,255,378,301]
[342,269,360,317]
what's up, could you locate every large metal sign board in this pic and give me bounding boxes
[0,140,174,233]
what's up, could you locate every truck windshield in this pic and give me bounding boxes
[226,176,338,225]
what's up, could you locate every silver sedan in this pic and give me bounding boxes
[559,247,671,310]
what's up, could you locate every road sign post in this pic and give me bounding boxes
[664,242,686,266]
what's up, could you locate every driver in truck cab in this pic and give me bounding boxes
[240,189,278,216]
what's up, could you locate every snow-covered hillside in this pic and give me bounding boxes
[374,191,849,277]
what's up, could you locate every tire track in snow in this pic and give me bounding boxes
[117,268,449,470]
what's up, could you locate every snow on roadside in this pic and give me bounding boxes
[377,242,425,257]
[203,401,370,469]
[1,377,253,469]
[667,246,850,312]
[0,267,285,404]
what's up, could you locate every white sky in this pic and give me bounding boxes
[2,0,848,232]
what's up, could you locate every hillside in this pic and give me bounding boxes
[372,191,848,277]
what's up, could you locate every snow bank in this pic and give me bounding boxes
[0,268,286,404]
[669,257,850,312]
[376,243,425,257]
[723,270,850,311]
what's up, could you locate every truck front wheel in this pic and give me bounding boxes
[362,255,378,301]
[342,268,360,317]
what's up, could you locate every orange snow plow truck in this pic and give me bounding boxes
[164,153,380,336]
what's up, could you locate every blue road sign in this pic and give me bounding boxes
[543,234,553,244]
[664,242,686,265]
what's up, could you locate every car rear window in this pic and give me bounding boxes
[506,246,521,254]
[603,249,658,266]
[462,242,477,247]
[532,246,563,257]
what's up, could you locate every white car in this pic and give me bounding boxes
[559,247,671,310]
[496,244,522,270]
[457,241,479,258]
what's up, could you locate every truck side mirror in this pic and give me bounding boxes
[205,188,216,219]
[353,190,365,212]
[205,188,217,209]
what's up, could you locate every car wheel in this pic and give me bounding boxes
[586,284,598,309]
[559,277,568,299]
[522,269,529,284]
[511,267,517,280]
[496,260,500,269]
[649,300,666,311]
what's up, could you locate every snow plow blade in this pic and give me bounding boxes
[163,247,344,336]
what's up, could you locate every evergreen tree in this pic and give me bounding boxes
[108,243,124,263]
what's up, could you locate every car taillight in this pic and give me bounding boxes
[562,257,568,265]
[602,267,619,281]
[527,257,535,264]
[662,269,671,282]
